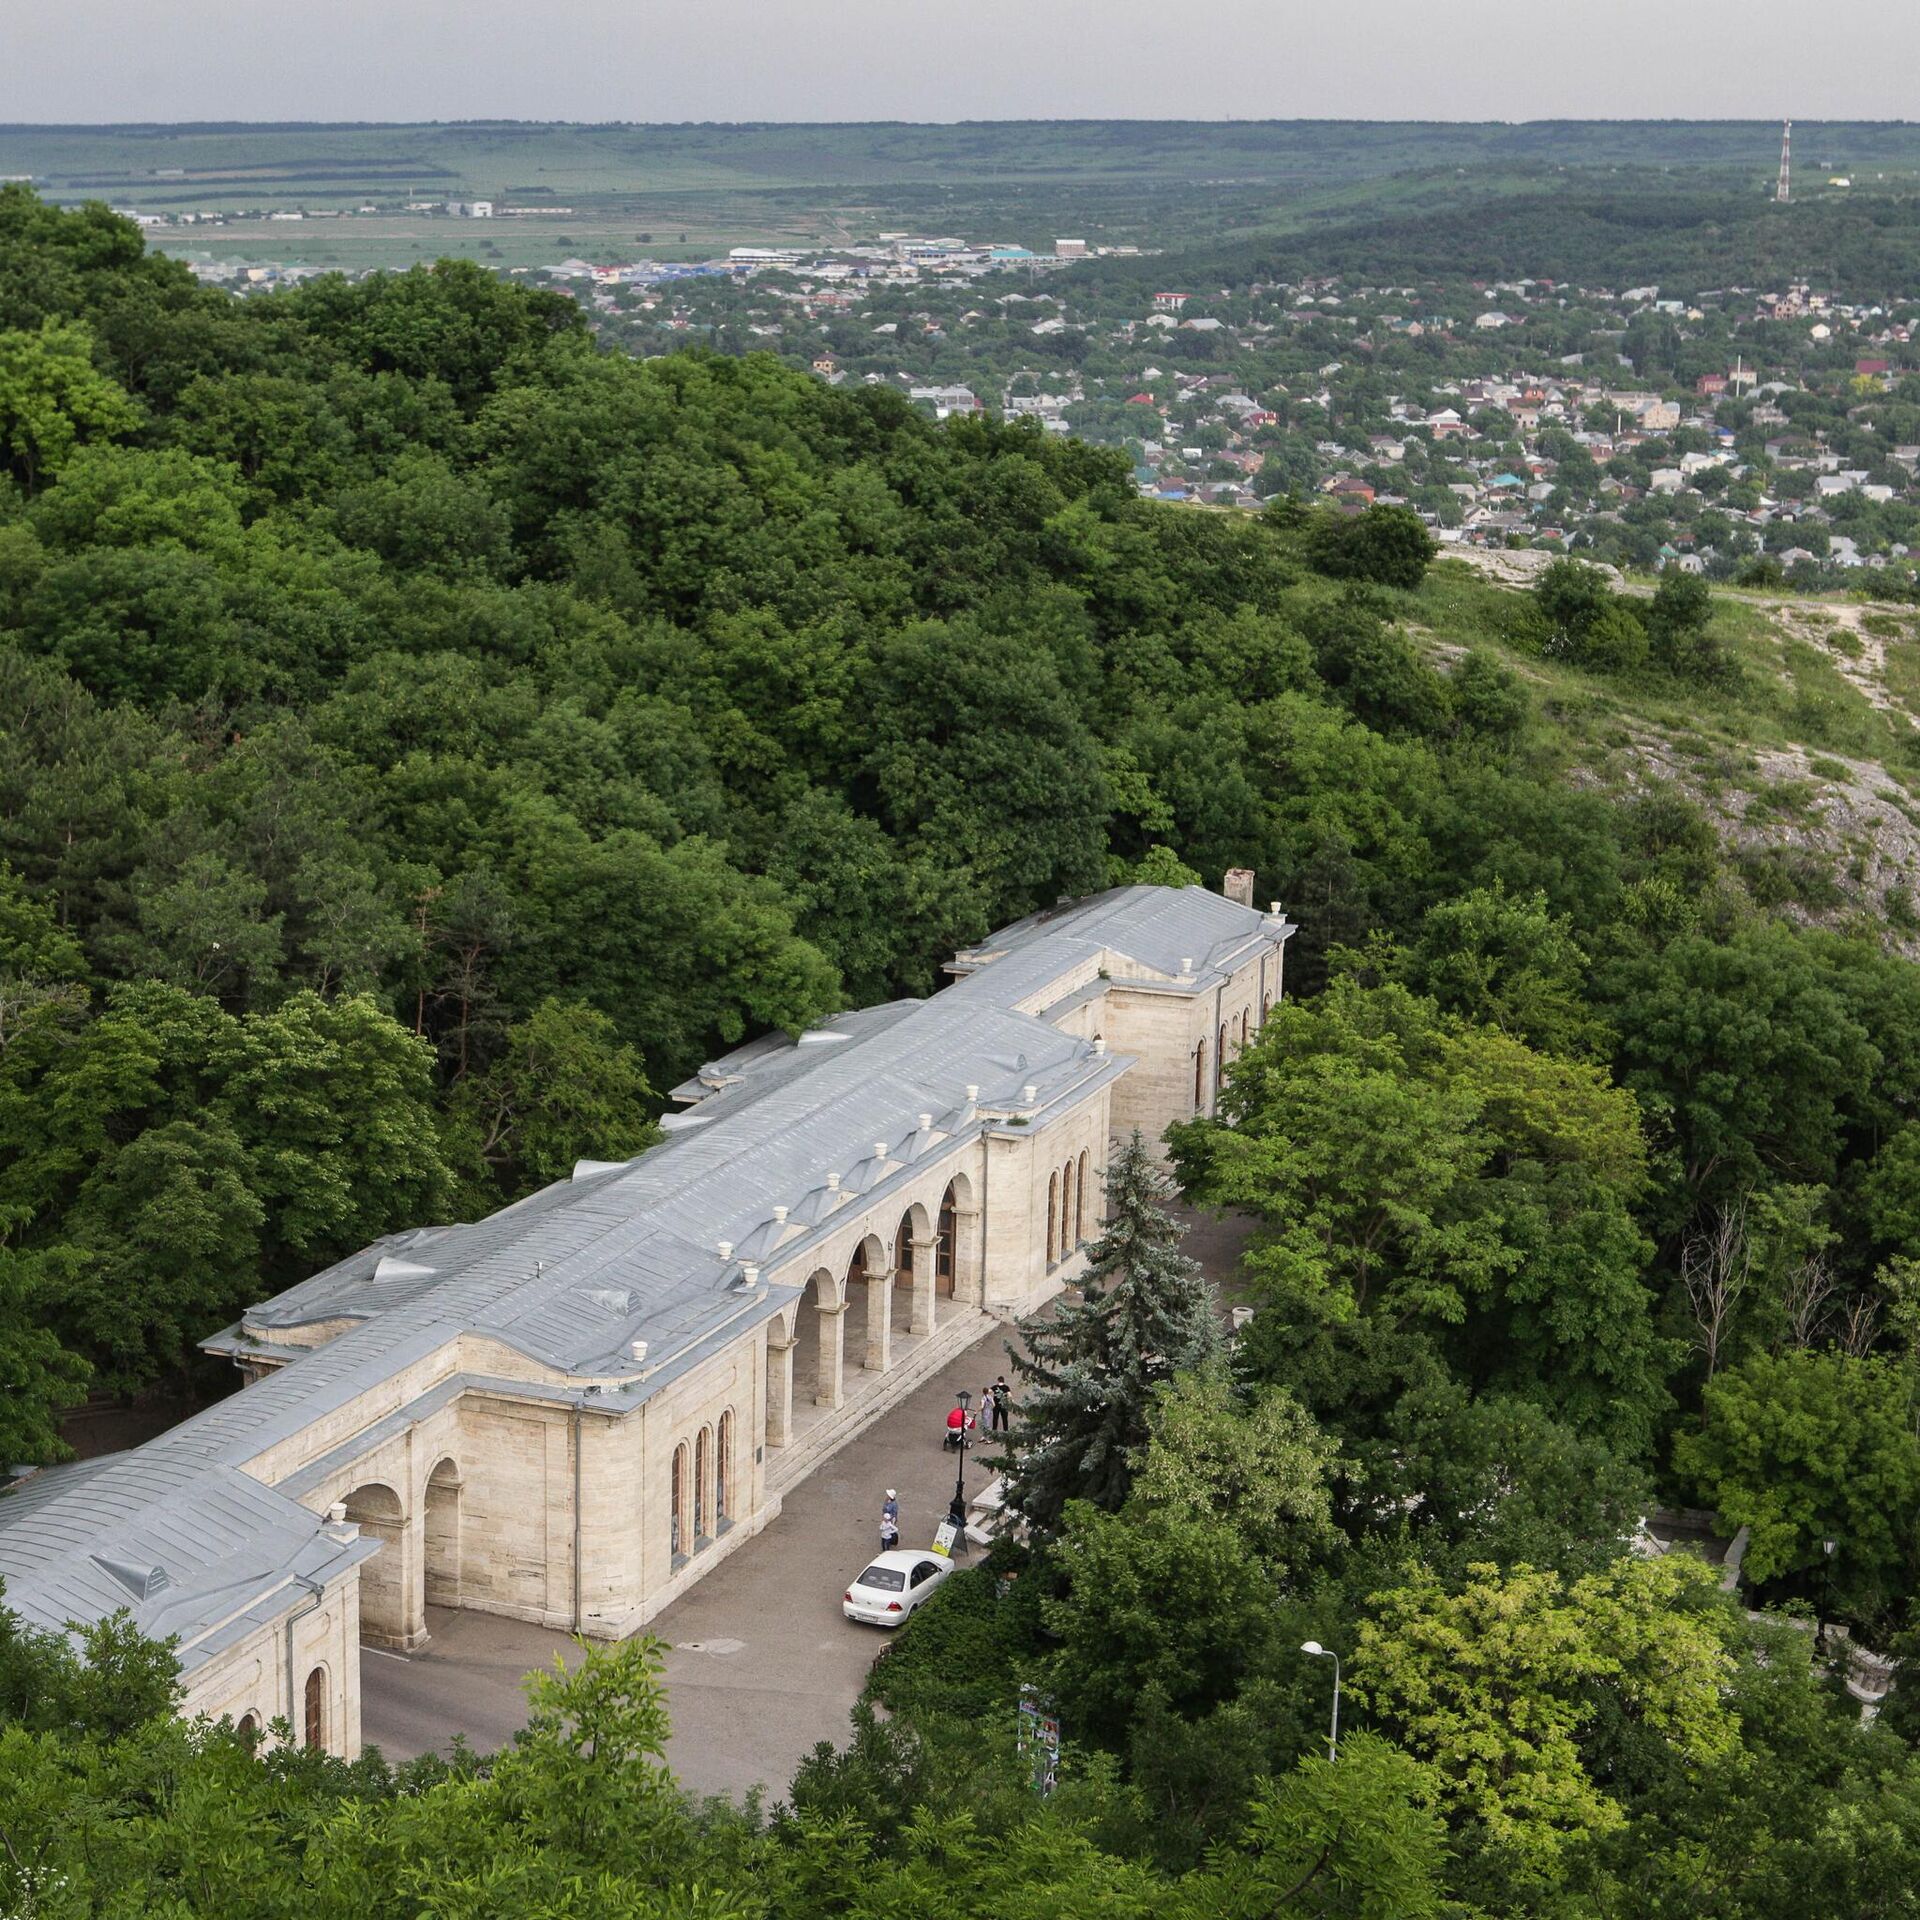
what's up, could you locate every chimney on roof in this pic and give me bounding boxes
[875,1141,889,1160]
[717,1241,733,1261]
[1181,957,1194,976]
[1093,1035,1107,1056]
[741,1264,760,1289]
[1223,867,1256,907]
[1022,1083,1038,1105]
[772,1205,788,1224]
[965,1084,980,1103]
[1269,901,1284,917]
[630,1339,648,1363]
[826,1172,840,1192]
[918,1112,934,1131]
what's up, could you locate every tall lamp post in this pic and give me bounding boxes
[948,1388,973,1546]
[1301,1641,1340,1763]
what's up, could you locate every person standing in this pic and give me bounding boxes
[991,1374,1011,1432]
[880,1488,900,1550]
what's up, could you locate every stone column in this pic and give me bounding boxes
[910,1233,936,1336]
[865,1273,893,1372]
[955,1202,984,1307]
[815,1302,847,1409]
[765,1331,795,1448]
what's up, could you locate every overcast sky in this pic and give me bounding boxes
[6,0,1917,124]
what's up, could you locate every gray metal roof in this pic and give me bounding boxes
[0,886,1286,1656]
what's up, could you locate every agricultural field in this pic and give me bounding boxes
[11,118,1920,270]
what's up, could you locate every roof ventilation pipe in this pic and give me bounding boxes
[630,1339,648,1363]
[717,1241,733,1261]
[1022,1083,1038,1105]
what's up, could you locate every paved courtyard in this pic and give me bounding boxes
[361,1319,1018,1800]
[358,1204,1254,1802]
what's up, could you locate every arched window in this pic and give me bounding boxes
[847,1241,868,1288]
[695,1427,711,1542]
[1077,1150,1089,1242]
[1240,1009,1250,1046]
[1193,1042,1205,1106]
[1062,1160,1076,1248]
[1219,1020,1228,1068]
[1046,1172,1059,1264]
[671,1441,689,1559]
[235,1711,259,1742]
[717,1410,733,1523]
[896,1209,915,1289]
[303,1667,325,1751]
[937,1184,957,1296]
[1262,991,1272,1022]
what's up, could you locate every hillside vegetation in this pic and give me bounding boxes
[12,190,1920,1916]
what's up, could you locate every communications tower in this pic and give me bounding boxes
[1776,120,1792,204]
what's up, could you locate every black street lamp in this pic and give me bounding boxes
[948,1388,973,1545]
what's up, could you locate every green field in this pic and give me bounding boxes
[9,119,1920,270]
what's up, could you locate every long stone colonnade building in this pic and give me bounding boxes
[0,884,1292,1757]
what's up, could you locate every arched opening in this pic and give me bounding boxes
[1240,1008,1250,1046]
[1219,1020,1229,1070]
[716,1410,733,1525]
[423,1457,461,1610]
[341,1481,405,1647]
[845,1240,873,1371]
[1077,1150,1090,1243]
[1065,1158,1078,1248]
[694,1426,712,1544]
[1046,1171,1059,1264]
[894,1208,922,1337]
[936,1184,958,1297]
[235,1711,259,1742]
[1262,990,1273,1023]
[670,1441,690,1563]
[1193,1041,1205,1108]
[303,1666,325,1751]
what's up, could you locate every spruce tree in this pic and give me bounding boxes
[997,1130,1222,1534]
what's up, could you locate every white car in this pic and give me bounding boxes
[842,1549,952,1627]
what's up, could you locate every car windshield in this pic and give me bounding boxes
[856,1565,906,1591]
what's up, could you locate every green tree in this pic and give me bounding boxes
[998,1131,1222,1533]
[1676,1348,1920,1620]
[446,997,662,1201]
[1351,1555,1738,1875]
[0,319,142,492]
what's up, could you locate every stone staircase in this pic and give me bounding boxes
[765,1306,1002,1496]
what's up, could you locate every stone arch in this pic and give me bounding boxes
[303,1663,326,1751]
[341,1481,407,1648]
[423,1456,462,1610]
[846,1230,892,1374]
[936,1170,978,1303]
[895,1201,933,1337]
[793,1265,846,1410]
[695,1425,713,1541]
[670,1439,690,1561]
[716,1409,735,1524]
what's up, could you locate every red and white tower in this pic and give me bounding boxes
[1776,120,1792,204]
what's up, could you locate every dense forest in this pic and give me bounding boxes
[10,188,1920,1915]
